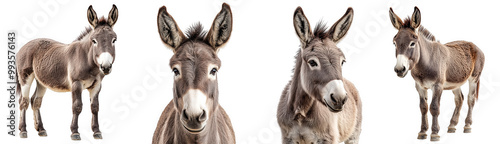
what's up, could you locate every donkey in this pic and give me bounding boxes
[389,7,485,141]
[152,3,235,144]
[16,5,118,140]
[277,7,362,144]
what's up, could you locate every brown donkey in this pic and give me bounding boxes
[152,3,235,144]
[16,5,118,140]
[389,7,485,141]
[277,7,362,144]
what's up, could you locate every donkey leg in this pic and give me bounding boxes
[89,83,102,139]
[415,83,428,139]
[429,84,443,141]
[464,78,478,133]
[31,82,47,136]
[19,74,35,138]
[70,81,83,140]
[447,88,464,133]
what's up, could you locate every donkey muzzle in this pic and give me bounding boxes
[322,80,347,113]
[101,64,112,75]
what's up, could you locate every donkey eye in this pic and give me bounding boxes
[92,39,98,44]
[172,68,180,76]
[393,41,396,45]
[308,60,318,67]
[410,42,416,47]
[341,60,346,66]
[210,68,218,75]
[112,38,117,44]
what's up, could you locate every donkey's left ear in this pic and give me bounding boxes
[328,7,354,42]
[87,5,98,28]
[107,4,118,27]
[411,6,421,29]
[206,3,233,51]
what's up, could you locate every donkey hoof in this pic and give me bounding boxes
[417,133,427,139]
[447,127,456,133]
[38,130,47,137]
[20,131,28,138]
[71,133,81,140]
[464,127,472,133]
[430,134,440,141]
[93,132,103,139]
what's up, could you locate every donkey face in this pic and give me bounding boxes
[87,5,118,75]
[157,4,232,134]
[293,7,353,112]
[389,7,421,78]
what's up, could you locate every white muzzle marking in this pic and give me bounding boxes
[97,52,114,67]
[395,54,409,71]
[183,89,208,121]
[322,80,346,103]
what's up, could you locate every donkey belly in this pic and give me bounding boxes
[33,50,71,92]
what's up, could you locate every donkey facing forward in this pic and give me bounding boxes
[389,7,485,141]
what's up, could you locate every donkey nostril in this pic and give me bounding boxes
[198,110,207,122]
[330,94,336,103]
[182,109,189,120]
[402,66,406,72]
[342,97,348,105]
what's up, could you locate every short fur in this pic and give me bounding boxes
[153,3,235,144]
[16,5,118,140]
[277,7,362,144]
[389,6,485,141]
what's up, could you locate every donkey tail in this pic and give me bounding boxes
[16,72,21,99]
[476,79,480,100]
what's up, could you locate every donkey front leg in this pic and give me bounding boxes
[88,83,102,139]
[429,84,443,141]
[415,83,428,139]
[70,81,83,140]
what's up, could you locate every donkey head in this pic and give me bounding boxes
[389,7,421,78]
[87,5,118,75]
[293,7,353,112]
[157,3,232,134]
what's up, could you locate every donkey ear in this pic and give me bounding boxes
[389,7,403,29]
[293,7,313,47]
[206,3,233,51]
[107,4,118,27]
[87,5,98,28]
[328,7,354,42]
[411,6,421,29]
[157,6,186,50]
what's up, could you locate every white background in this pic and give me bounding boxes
[2,0,499,144]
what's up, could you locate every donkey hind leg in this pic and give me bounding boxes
[415,83,429,139]
[70,81,83,140]
[464,78,479,133]
[19,74,35,138]
[89,83,102,139]
[31,82,47,136]
[447,88,464,133]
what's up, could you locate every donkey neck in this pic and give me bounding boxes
[287,49,316,120]
[72,30,96,66]
[415,30,441,69]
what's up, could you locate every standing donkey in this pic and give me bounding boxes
[152,3,235,144]
[389,7,485,141]
[16,5,118,140]
[277,7,362,144]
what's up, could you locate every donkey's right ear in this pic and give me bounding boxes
[389,7,403,30]
[87,5,98,28]
[157,6,186,51]
[293,7,313,47]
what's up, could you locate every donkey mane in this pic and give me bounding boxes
[185,22,207,41]
[313,21,330,39]
[75,17,110,41]
[402,17,436,42]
